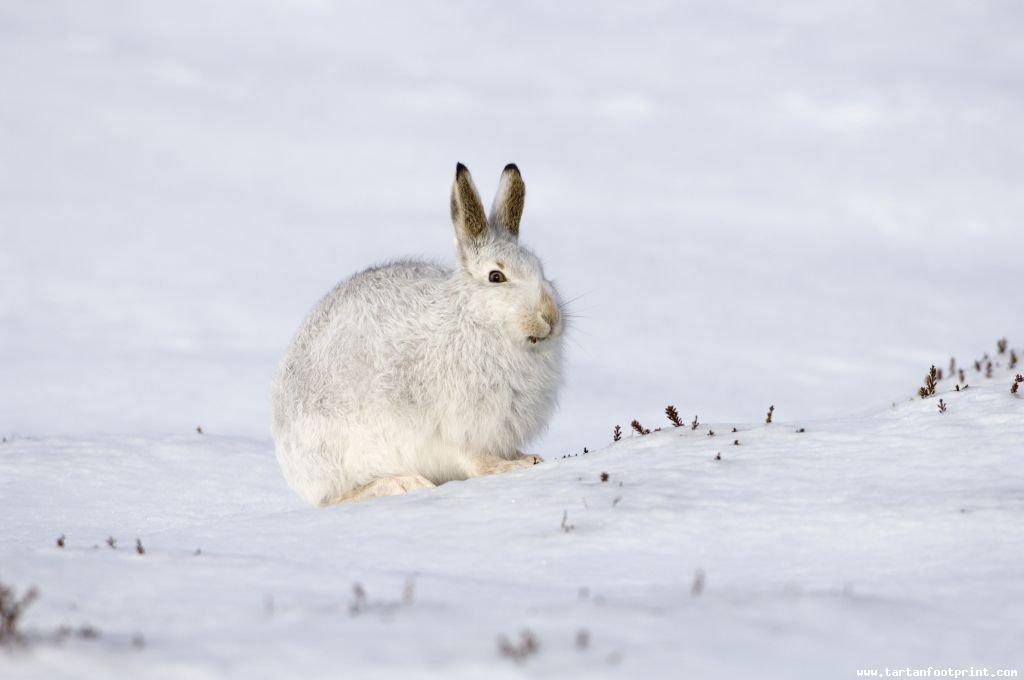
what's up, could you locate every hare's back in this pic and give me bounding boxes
[329,259,449,315]
[306,259,448,337]
[274,260,449,414]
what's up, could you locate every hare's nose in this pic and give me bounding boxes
[539,291,560,330]
[533,318,552,340]
[526,316,553,344]
[527,289,560,343]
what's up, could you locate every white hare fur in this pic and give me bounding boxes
[271,163,564,506]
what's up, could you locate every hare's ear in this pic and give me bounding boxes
[489,163,525,239]
[450,163,488,253]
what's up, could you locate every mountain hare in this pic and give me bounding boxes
[272,164,564,506]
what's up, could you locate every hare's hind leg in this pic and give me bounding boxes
[323,475,436,506]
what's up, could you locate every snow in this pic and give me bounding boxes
[2,0,1024,676]
[2,364,1023,678]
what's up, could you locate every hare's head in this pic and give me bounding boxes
[449,163,562,347]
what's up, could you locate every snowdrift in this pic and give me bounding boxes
[2,361,1022,678]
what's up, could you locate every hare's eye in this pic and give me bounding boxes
[488,270,507,283]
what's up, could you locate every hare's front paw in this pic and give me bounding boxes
[512,452,544,465]
[474,453,543,477]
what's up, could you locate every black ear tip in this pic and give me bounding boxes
[455,162,469,176]
[503,163,520,173]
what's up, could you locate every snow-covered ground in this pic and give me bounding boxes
[3,0,1024,677]
[2,360,1023,678]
